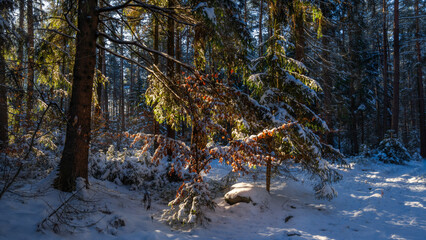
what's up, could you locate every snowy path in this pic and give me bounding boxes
[0,160,424,240]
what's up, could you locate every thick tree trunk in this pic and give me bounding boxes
[391,0,400,135]
[294,11,305,61]
[55,0,98,192]
[190,120,208,174]
[0,44,8,150]
[415,0,425,157]
[26,0,34,126]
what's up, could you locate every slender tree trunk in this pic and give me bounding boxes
[96,49,103,117]
[258,0,263,57]
[266,158,271,192]
[100,48,109,124]
[112,55,117,120]
[244,0,247,23]
[153,17,160,150]
[382,0,390,137]
[0,43,8,150]
[391,0,400,135]
[120,27,125,135]
[26,0,34,126]
[15,0,25,133]
[415,0,425,157]
[166,0,175,142]
[103,51,109,125]
[129,62,133,117]
[55,0,98,192]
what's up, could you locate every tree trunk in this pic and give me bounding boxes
[103,51,109,125]
[96,49,103,117]
[320,3,333,145]
[244,0,247,23]
[415,0,425,157]
[266,158,271,192]
[55,0,98,192]
[382,0,390,137]
[391,0,400,135]
[15,0,25,133]
[128,62,133,117]
[0,43,8,150]
[258,0,263,57]
[153,17,160,150]
[26,0,34,126]
[294,11,305,61]
[166,0,175,142]
[190,120,208,174]
[119,27,125,137]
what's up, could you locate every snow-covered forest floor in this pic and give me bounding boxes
[0,158,425,240]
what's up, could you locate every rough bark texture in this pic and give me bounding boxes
[26,0,34,125]
[294,11,305,61]
[391,0,400,135]
[190,121,207,174]
[55,0,98,192]
[415,0,425,157]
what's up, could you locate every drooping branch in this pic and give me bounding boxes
[97,31,196,73]
[96,43,192,112]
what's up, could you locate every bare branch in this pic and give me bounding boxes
[97,31,196,73]
[97,0,132,13]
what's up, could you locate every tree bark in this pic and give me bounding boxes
[294,11,305,61]
[415,0,425,157]
[258,0,263,57]
[266,158,271,192]
[391,0,400,135]
[0,43,8,150]
[120,27,125,135]
[96,49,103,117]
[55,0,99,192]
[166,0,175,142]
[382,0,390,137]
[26,0,34,126]
[153,16,160,150]
[15,0,25,133]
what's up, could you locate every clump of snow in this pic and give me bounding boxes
[224,183,270,208]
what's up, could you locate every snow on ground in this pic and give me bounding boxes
[0,159,425,240]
